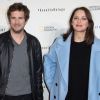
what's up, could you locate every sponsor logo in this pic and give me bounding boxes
[39,26,57,32]
[42,46,49,50]
[38,8,65,12]
[0,26,7,33]
[95,25,100,29]
[44,26,57,31]
[89,6,100,10]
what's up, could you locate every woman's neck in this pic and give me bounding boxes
[74,32,86,42]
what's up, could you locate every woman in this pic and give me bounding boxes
[44,7,100,100]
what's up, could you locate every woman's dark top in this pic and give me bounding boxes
[65,38,92,100]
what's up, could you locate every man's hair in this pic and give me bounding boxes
[7,3,30,21]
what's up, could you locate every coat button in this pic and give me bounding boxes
[99,93,100,95]
[54,95,56,99]
[55,83,58,86]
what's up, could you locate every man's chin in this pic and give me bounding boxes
[12,29,24,34]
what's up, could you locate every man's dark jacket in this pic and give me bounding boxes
[0,30,43,100]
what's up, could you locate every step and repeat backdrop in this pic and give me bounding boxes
[0,0,100,99]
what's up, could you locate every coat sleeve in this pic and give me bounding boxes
[34,39,43,100]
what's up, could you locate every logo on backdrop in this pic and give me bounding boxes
[89,5,100,38]
[89,6,100,32]
[39,26,57,32]
[38,8,65,12]
[0,26,8,34]
[89,6,100,10]
[95,25,100,29]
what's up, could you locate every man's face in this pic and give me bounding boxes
[9,10,27,34]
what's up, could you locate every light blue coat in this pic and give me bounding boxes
[44,34,100,100]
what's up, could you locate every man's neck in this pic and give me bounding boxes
[10,30,25,45]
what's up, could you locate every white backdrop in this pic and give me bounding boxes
[0,0,100,99]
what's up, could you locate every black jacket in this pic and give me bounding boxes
[0,30,43,100]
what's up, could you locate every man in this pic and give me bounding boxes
[0,3,43,100]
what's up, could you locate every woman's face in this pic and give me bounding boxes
[71,10,89,33]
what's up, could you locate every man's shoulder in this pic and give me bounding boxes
[26,32,40,44]
[0,31,9,36]
[0,31,10,40]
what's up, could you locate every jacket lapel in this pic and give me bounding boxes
[56,35,71,86]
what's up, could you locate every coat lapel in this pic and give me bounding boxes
[56,35,71,86]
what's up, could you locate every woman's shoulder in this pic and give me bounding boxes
[93,37,100,50]
[94,37,100,44]
[54,34,65,44]
[51,35,65,48]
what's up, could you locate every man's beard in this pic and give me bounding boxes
[11,28,24,34]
